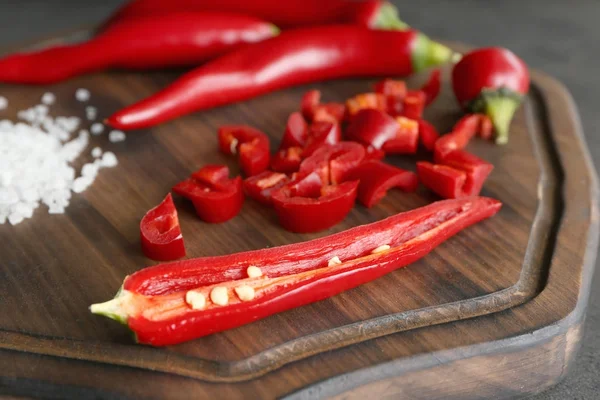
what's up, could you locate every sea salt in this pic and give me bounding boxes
[0,93,118,225]
[0,96,7,110]
[90,123,104,135]
[75,88,90,102]
[86,106,97,120]
[41,92,56,105]
[108,130,126,143]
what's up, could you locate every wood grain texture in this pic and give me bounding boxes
[0,32,597,399]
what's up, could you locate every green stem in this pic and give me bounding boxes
[411,34,456,72]
[269,24,281,36]
[89,288,130,324]
[484,96,520,145]
[373,2,409,30]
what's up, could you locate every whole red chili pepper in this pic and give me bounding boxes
[218,125,271,177]
[452,47,530,144]
[271,173,359,233]
[172,165,243,223]
[140,194,186,261]
[90,197,501,346]
[108,26,455,130]
[0,13,278,84]
[243,171,290,206]
[346,160,418,208]
[104,0,408,31]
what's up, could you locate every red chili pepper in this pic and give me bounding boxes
[140,194,186,261]
[374,78,407,116]
[91,197,501,346]
[243,171,290,206]
[0,13,278,84]
[104,0,409,30]
[479,115,493,140]
[346,160,418,208]
[172,165,243,223]
[302,121,341,157]
[401,90,426,119]
[108,27,454,130]
[301,90,321,121]
[433,114,481,163]
[270,147,304,174]
[345,108,399,150]
[280,112,308,150]
[418,119,439,151]
[381,117,419,154]
[420,69,441,106]
[346,93,387,118]
[452,47,530,144]
[271,172,358,233]
[218,125,270,176]
[299,142,366,185]
[418,150,493,199]
[301,90,345,123]
[364,146,386,161]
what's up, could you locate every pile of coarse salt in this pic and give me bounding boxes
[0,90,120,225]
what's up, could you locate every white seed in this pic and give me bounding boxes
[0,96,7,110]
[247,266,263,278]
[41,92,56,105]
[90,123,104,135]
[230,138,238,154]
[328,256,342,267]
[234,285,255,302]
[108,130,126,143]
[371,244,391,254]
[185,291,206,310]
[75,88,90,102]
[210,286,229,306]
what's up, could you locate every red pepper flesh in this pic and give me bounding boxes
[421,69,442,106]
[417,162,467,199]
[140,194,185,261]
[441,150,494,196]
[172,165,244,223]
[347,160,418,208]
[108,27,454,130]
[243,171,290,206]
[418,119,439,151]
[346,93,387,118]
[302,121,341,157]
[345,108,399,150]
[299,142,366,185]
[381,117,419,154]
[218,125,270,176]
[280,112,308,150]
[401,90,426,119]
[374,78,407,116]
[0,13,278,84]
[91,197,501,346]
[434,114,480,163]
[271,174,358,233]
[270,147,303,174]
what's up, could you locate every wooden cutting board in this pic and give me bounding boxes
[0,31,597,400]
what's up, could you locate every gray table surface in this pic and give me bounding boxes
[1,1,599,399]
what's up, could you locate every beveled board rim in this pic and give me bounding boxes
[0,30,597,384]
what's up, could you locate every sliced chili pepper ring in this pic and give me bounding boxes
[140,193,186,261]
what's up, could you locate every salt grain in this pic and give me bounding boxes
[90,123,104,135]
[91,147,102,158]
[41,92,56,105]
[0,96,7,110]
[108,130,126,143]
[101,152,118,167]
[86,106,97,120]
[75,88,90,102]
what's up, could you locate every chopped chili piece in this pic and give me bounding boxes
[91,197,501,346]
[271,172,358,233]
[243,171,290,206]
[140,193,185,261]
[302,121,341,157]
[374,78,407,116]
[381,116,419,154]
[346,93,386,117]
[218,125,271,176]
[364,146,386,161]
[347,160,418,208]
[299,142,366,185]
[345,108,399,150]
[280,112,308,149]
[301,90,345,123]
[418,119,439,151]
[173,164,244,223]
[271,146,303,173]
[421,69,442,106]
[434,114,481,163]
[401,90,426,119]
[301,90,321,120]
[479,115,493,140]
[442,150,494,196]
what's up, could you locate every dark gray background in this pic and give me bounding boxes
[1,1,598,399]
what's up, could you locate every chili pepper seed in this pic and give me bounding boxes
[210,286,229,306]
[328,256,342,267]
[371,244,391,254]
[230,138,238,154]
[185,291,206,310]
[234,285,255,301]
[247,266,263,278]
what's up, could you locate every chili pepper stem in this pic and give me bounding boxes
[269,24,281,36]
[89,288,131,324]
[373,2,409,30]
[483,95,520,145]
[412,34,455,73]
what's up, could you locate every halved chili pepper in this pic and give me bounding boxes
[218,125,270,176]
[243,171,290,206]
[280,112,308,150]
[0,13,279,84]
[172,165,243,223]
[299,142,366,185]
[104,0,408,31]
[418,119,439,151]
[418,150,494,199]
[401,90,426,119]
[140,193,185,261]
[346,93,387,118]
[381,116,419,154]
[91,196,501,346]
[271,172,358,233]
[434,114,483,163]
[346,160,418,208]
[421,69,442,106]
[108,27,455,130]
[270,147,304,174]
[452,47,530,144]
[302,121,341,157]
